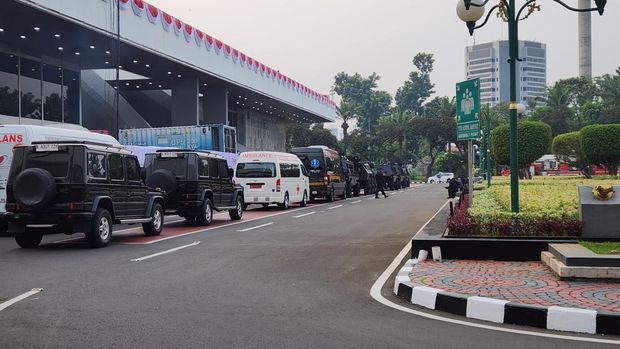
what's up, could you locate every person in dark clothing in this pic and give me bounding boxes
[375,170,389,198]
[446,178,463,199]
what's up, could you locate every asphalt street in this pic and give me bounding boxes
[0,185,617,348]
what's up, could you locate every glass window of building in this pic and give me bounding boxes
[63,68,80,124]
[42,64,63,122]
[20,58,42,119]
[0,52,19,117]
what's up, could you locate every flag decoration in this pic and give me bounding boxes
[119,0,337,109]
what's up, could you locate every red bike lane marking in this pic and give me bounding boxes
[46,203,322,246]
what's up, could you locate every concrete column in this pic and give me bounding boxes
[203,87,228,125]
[578,0,592,78]
[171,78,199,126]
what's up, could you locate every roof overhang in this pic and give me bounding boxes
[2,0,336,123]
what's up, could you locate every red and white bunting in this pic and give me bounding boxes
[161,11,172,31]
[194,29,204,47]
[120,1,332,109]
[205,35,214,51]
[146,4,159,24]
[173,18,182,37]
[232,49,239,64]
[131,0,145,16]
[183,24,194,43]
[239,53,247,68]
[214,39,223,55]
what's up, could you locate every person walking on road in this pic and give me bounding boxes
[375,170,389,199]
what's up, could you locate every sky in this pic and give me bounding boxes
[148,0,620,108]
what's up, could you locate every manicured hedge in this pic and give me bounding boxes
[580,124,620,176]
[490,121,552,170]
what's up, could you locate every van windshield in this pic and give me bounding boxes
[153,158,186,178]
[291,150,324,180]
[236,163,276,178]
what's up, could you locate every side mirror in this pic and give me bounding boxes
[227,168,234,178]
[140,168,147,180]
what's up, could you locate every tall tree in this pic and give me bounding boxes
[395,53,435,115]
[332,72,392,132]
[410,116,455,177]
[336,100,359,153]
[422,96,456,118]
[596,68,620,124]
[377,111,413,162]
[533,82,574,136]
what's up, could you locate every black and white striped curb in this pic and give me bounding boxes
[394,259,620,336]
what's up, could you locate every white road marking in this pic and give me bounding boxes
[237,222,274,232]
[52,216,188,244]
[130,241,200,262]
[293,212,316,218]
[0,288,43,312]
[350,200,363,204]
[369,201,620,345]
[327,205,343,210]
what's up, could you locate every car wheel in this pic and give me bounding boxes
[327,189,335,202]
[86,208,113,248]
[143,203,164,236]
[229,196,244,220]
[354,185,360,197]
[15,230,43,248]
[196,199,214,226]
[340,187,347,200]
[300,191,308,207]
[345,184,352,198]
[278,193,290,210]
[430,180,435,184]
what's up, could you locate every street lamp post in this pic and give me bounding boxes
[456,0,607,213]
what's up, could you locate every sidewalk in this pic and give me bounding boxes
[410,260,620,313]
[394,259,620,335]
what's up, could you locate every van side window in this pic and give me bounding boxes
[126,156,141,181]
[109,154,124,181]
[87,152,107,179]
[300,164,309,177]
[199,158,210,178]
[282,164,300,178]
[218,160,229,178]
[208,158,219,178]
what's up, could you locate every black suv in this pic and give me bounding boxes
[356,160,376,195]
[378,164,399,190]
[342,156,361,198]
[5,141,165,248]
[144,149,244,226]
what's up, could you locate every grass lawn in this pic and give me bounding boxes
[580,241,620,255]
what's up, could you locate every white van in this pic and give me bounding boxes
[0,124,120,230]
[234,151,309,210]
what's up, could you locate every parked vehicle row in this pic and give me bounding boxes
[378,163,411,190]
[4,144,244,249]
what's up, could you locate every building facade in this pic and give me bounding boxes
[0,0,336,152]
[465,40,547,107]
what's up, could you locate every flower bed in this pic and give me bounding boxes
[448,177,618,237]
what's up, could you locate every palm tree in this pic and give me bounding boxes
[337,100,359,153]
[535,83,574,135]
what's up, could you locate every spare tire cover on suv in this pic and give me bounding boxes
[146,169,177,197]
[13,168,57,210]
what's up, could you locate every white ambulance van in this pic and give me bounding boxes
[234,151,309,210]
[0,124,120,232]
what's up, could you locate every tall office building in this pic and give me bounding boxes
[465,40,547,107]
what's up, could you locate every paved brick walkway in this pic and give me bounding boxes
[409,260,620,313]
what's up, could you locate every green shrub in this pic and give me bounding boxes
[490,121,552,172]
[552,131,593,178]
[580,124,620,176]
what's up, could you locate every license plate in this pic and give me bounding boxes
[35,144,59,152]
[159,152,179,158]
[312,191,317,194]
[249,184,263,189]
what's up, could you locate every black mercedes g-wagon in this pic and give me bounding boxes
[144,149,244,226]
[4,141,165,248]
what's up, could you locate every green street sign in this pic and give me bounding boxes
[456,78,481,141]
